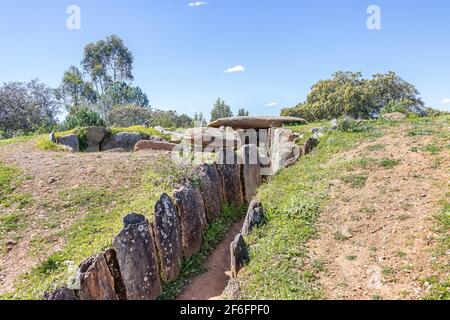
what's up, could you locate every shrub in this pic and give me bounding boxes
[63,108,105,130]
[106,104,152,127]
[337,117,373,133]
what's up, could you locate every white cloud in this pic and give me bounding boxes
[442,98,450,104]
[265,102,278,107]
[224,65,245,73]
[188,2,208,7]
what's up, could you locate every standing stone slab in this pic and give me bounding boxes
[230,233,249,278]
[113,213,161,300]
[269,128,302,175]
[104,248,127,300]
[196,163,224,223]
[173,183,206,259]
[85,126,107,153]
[101,133,147,152]
[241,200,265,236]
[216,149,244,208]
[240,144,262,203]
[153,194,182,283]
[74,253,118,300]
[59,134,80,152]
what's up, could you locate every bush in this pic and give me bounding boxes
[337,117,374,133]
[63,108,105,130]
[106,105,152,127]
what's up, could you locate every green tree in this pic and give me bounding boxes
[106,104,152,127]
[210,98,233,121]
[81,35,134,94]
[193,112,207,126]
[55,66,97,112]
[281,71,425,121]
[237,108,249,116]
[99,82,150,119]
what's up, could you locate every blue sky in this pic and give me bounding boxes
[1,0,450,118]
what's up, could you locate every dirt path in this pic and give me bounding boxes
[177,218,245,300]
[0,140,167,294]
[308,124,449,300]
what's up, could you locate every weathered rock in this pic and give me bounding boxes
[49,132,56,143]
[86,141,100,153]
[330,119,338,130]
[85,126,107,143]
[230,233,249,278]
[153,194,182,283]
[59,134,80,152]
[216,148,244,208]
[240,144,262,203]
[134,140,177,152]
[101,133,147,152]
[196,163,224,223]
[303,137,319,155]
[74,253,118,300]
[382,112,407,121]
[269,128,302,174]
[104,248,127,300]
[113,213,161,300]
[223,278,241,300]
[44,287,78,300]
[173,183,206,259]
[241,200,264,236]
[208,116,307,130]
[184,127,239,150]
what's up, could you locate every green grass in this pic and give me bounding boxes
[35,138,71,152]
[110,126,171,141]
[238,123,384,300]
[0,135,38,147]
[378,158,402,169]
[341,174,368,189]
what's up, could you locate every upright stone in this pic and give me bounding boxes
[173,183,206,259]
[269,128,301,174]
[153,194,182,283]
[230,233,249,278]
[85,126,107,152]
[216,148,244,208]
[44,287,78,300]
[241,200,265,236]
[240,144,262,203]
[49,132,56,143]
[303,137,319,155]
[196,163,224,223]
[113,213,161,300]
[104,248,127,300]
[59,134,80,152]
[74,253,118,300]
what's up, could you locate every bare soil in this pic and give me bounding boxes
[308,124,449,300]
[0,140,166,294]
[177,218,245,300]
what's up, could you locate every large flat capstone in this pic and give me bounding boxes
[208,116,307,130]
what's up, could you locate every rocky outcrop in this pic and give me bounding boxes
[269,128,301,174]
[240,144,262,203]
[230,233,249,278]
[58,134,79,152]
[85,127,107,152]
[208,116,307,129]
[173,183,206,259]
[134,140,177,152]
[113,213,161,300]
[216,148,244,208]
[101,133,147,152]
[74,253,118,300]
[241,200,264,236]
[153,194,182,283]
[196,163,224,223]
[44,287,78,300]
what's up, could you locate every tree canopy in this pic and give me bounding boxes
[281,71,425,121]
[211,98,233,121]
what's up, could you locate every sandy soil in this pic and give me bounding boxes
[177,218,245,300]
[307,125,449,300]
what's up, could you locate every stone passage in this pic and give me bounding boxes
[44,123,322,300]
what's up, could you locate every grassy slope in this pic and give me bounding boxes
[239,116,449,300]
[0,155,194,299]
